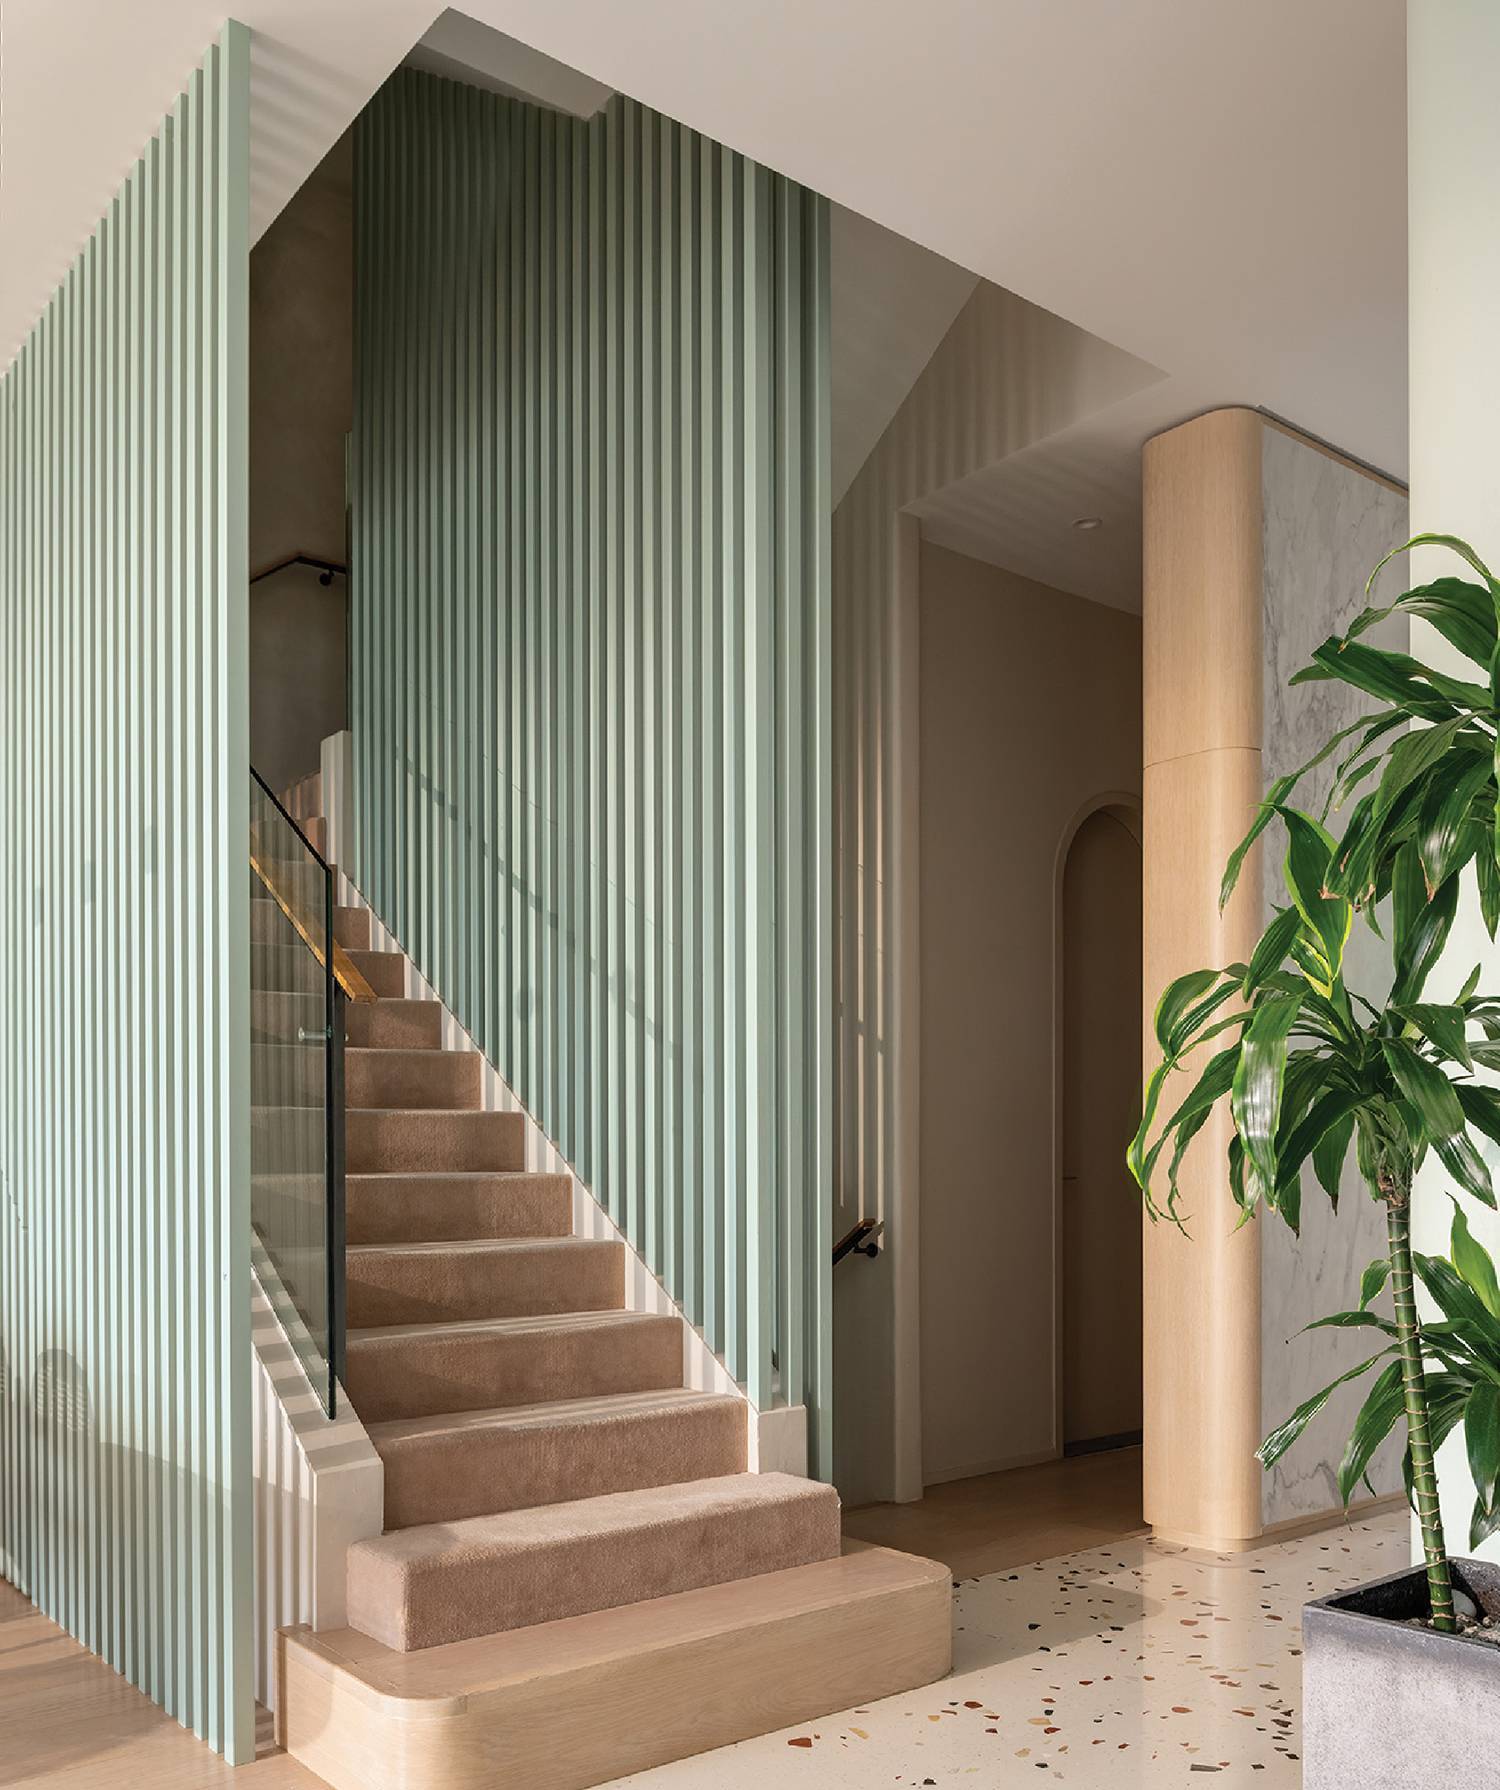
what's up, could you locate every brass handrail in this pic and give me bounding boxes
[249,845,378,1003]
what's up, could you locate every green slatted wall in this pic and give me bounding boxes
[0,26,253,1760]
[352,70,833,1470]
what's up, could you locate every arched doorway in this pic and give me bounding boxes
[1060,804,1143,1452]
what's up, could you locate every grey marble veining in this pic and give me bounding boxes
[1259,423,1409,1527]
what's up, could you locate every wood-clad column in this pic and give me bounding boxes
[1141,408,1265,1550]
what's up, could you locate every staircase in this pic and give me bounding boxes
[273,771,950,1789]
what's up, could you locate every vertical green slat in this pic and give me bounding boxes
[350,74,832,1457]
[0,23,252,1759]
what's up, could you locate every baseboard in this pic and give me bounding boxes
[921,1446,1058,1488]
[1151,1491,1406,1556]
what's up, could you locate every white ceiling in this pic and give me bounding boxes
[2,1,1409,610]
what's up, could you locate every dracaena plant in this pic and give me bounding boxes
[1260,1201,1500,1562]
[1130,535,1500,1637]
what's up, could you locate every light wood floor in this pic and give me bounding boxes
[0,1578,325,1788]
[0,1450,1142,1785]
[841,1445,1146,1580]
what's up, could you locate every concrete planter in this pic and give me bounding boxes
[1303,1558,1500,1787]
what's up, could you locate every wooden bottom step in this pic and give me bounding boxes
[279,1540,950,1790]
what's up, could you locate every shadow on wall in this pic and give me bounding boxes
[0,1349,235,1784]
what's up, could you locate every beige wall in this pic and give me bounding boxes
[1062,807,1143,1449]
[918,540,1142,1485]
[248,133,352,792]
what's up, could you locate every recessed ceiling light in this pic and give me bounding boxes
[1072,515,1104,532]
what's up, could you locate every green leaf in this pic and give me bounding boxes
[1370,532,1500,603]
[1305,1308,1396,1334]
[1242,907,1303,999]
[1274,1084,1361,1214]
[1276,807,1351,991]
[1141,1044,1243,1200]
[1295,635,1490,720]
[1348,576,1499,668]
[1312,1109,1355,1205]
[1452,1202,1500,1319]
[1478,838,1500,941]
[1373,715,1472,826]
[1470,1495,1500,1552]
[1457,1083,1500,1152]
[1417,751,1494,893]
[1394,1001,1474,1070]
[1465,1383,1500,1547]
[1433,1130,1495,1209]
[1220,787,1295,913]
[1258,1349,1393,1470]
[1338,1361,1406,1505]
[1413,1255,1500,1375]
[1230,993,1304,1196]
[1359,1258,1390,1308]
[1153,969,1219,1055]
[1391,867,1459,1005]
[1381,1037,1464,1139]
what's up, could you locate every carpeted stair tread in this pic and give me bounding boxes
[345,1236,623,1327]
[370,1387,747,1529]
[345,1470,842,1651]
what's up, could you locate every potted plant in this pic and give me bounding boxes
[1130,536,1500,1785]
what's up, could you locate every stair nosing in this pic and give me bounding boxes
[345,1169,567,1182]
[351,1470,833,1557]
[347,1236,617,1259]
[367,1386,742,1443]
[347,1309,679,1345]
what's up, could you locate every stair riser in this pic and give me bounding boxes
[347,1241,623,1328]
[377,1398,746,1530]
[251,989,326,1044]
[251,941,334,994]
[344,1316,682,1422]
[251,1110,326,1172]
[282,1554,952,1790]
[347,1108,524,1175]
[252,1043,331,1109]
[346,1173,571,1245]
[281,772,321,819]
[248,900,369,952]
[346,951,407,998]
[345,1048,481,1112]
[335,906,371,950]
[347,1482,843,1650]
[344,999,442,1050]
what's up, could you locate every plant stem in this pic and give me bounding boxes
[1385,1194,1456,1633]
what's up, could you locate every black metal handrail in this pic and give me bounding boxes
[833,1217,883,1265]
[248,763,349,1413]
[250,552,347,588]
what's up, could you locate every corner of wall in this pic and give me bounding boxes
[250,1266,383,1711]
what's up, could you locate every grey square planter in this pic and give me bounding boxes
[1303,1558,1500,1787]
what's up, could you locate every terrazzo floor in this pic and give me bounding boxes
[603,1509,1409,1788]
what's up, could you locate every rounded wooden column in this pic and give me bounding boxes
[1141,407,1265,1550]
